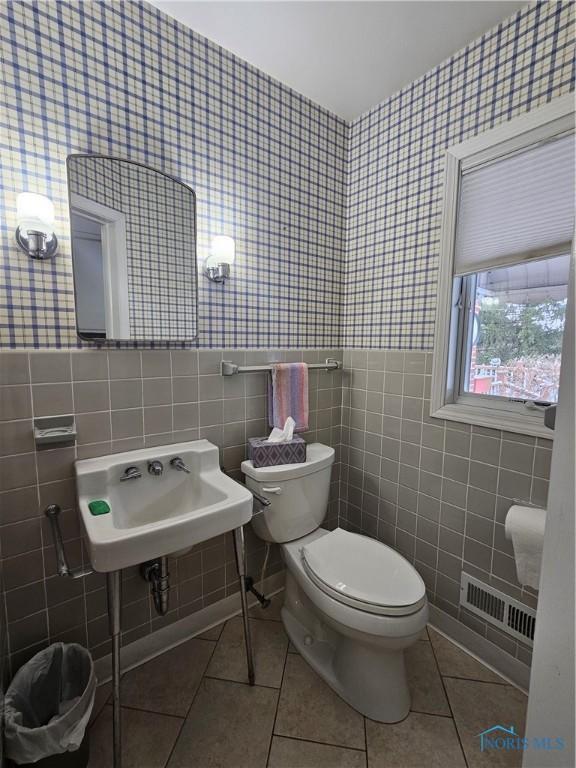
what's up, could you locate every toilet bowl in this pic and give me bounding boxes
[242,443,429,723]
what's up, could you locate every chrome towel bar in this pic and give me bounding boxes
[221,358,341,376]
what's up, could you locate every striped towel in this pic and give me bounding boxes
[268,363,309,432]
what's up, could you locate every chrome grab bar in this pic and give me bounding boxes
[45,504,93,579]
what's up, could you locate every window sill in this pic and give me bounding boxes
[430,401,554,440]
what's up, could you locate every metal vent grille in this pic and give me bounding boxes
[460,573,536,646]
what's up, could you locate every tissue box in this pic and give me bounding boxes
[248,436,306,468]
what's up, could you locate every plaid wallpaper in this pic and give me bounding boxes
[0,0,347,349]
[344,0,575,349]
[1,1,573,351]
[68,155,197,340]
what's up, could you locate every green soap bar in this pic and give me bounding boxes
[89,500,110,516]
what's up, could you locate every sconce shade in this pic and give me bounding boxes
[208,235,235,265]
[17,192,55,232]
[204,235,235,283]
[15,192,58,260]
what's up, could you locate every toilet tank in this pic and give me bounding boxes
[241,443,335,543]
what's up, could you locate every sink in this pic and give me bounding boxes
[74,440,253,572]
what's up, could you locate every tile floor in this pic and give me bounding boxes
[88,596,527,768]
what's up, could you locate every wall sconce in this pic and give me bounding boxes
[204,235,235,284]
[15,193,58,260]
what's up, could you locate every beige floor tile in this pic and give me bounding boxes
[120,637,215,716]
[406,641,451,716]
[366,712,467,768]
[268,736,367,767]
[206,615,288,687]
[444,677,527,768]
[196,622,224,641]
[274,654,365,750]
[89,705,182,768]
[90,682,111,726]
[287,641,299,654]
[429,627,505,684]
[167,677,278,768]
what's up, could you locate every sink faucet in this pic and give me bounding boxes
[170,456,190,473]
[148,460,164,476]
[120,466,142,482]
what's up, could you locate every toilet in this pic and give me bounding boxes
[241,442,429,723]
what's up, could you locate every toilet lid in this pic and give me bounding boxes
[301,528,426,616]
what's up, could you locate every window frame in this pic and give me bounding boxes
[431,94,574,439]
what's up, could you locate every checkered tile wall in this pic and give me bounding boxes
[0,0,347,349]
[344,0,575,349]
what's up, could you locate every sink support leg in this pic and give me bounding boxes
[107,571,122,768]
[233,526,255,685]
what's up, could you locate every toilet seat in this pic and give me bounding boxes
[301,528,426,616]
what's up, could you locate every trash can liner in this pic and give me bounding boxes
[5,643,96,765]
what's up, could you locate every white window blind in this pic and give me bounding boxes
[454,133,575,276]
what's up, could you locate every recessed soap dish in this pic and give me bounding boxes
[34,415,77,446]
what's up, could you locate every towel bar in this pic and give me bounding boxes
[221,358,341,376]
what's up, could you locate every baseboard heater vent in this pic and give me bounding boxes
[460,573,536,646]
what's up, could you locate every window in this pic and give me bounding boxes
[431,95,574,438]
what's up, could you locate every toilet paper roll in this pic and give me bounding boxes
[505,505,546,590]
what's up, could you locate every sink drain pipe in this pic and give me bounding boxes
[141,557,170,615]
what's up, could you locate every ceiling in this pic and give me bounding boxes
[150,1,528,121]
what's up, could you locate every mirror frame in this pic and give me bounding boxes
[66,153,198,343]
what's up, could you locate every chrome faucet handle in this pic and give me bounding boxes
[148,460,164,476]
[170,456,190,473]
[120,465,142,482]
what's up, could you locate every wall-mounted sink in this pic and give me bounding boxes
[74,440,252,572]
